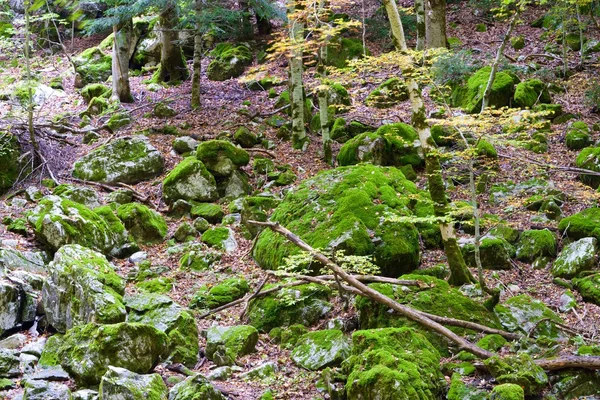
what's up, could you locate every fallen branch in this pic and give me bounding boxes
[498,152,600,178]
[522,53,562,62]
[64,176,152,206]
[240,276,268,321]
[246,148,277,158]
[535,356,600,371]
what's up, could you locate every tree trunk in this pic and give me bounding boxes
[382,0,406,51]
[191,0,202,109]
[112,21,134,103]
[24,0,40,165]
[416,0,426,50]
[257,16,272,35]
[383,1,474,286]
[287,0,308,150]
[159,1,190,83]
[239,0,254,38]
[425,0,447,49]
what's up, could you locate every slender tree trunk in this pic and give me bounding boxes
[576,3,584,69]
[481,9,519,113]
[416,0,426,50]
[159,1,190,82]
[425,0,447,48]
[24,0,40,165]
[288,0,307,150]
[384,3,474,285]
[382,0,406,51]
[191,0,202,109]
[112,21,134,103]
[239,0,254,38]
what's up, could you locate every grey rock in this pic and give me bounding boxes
[239,362,277,380]
[173,137,198,154]
[0,349,20,377]
[99,366,168,400]
[0,280,20,336]
[168,374,226,400]
[21,337,46,357]
[73,389,99,400]
[19,353,39,375]
[0,333,27,349]
[24,366,70,382]
[129,251,148,264]
[22,379,71,400]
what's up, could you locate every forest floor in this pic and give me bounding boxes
[2,2,600,399]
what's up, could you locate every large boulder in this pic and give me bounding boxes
[483,354,548,396]
[291,329,351,371]
[253,165,422,277]
[168,374,226,400]
[196,140,250,178]
[559,208,600,241]
[72,47,112,88]
[365,78,408,108]
[494,294,565,339]
[324,37,366,68]
[125,293,199,367]
[98,366,168,400]
[461,236,514,270]
[337,123,422,168]
[513,79,551,108]
[22,380,72,400]
[565,121,592,150]
[117,203,167,245]
[162,157,218,205]
[27,196,136,257]
[343,327,444,400]
[42,244,127,333]
[53,184,102,209]
[39,322,168,385]
[576,147,600,188]
[206,43,252,81]
[451,66,518,113]
[190,277,250,311]
[205,325,258,366]
[551,237,597,279]
[0,134,21,195]
[0,280,21,336]
[573,273,600,305]
[72,136,164,184]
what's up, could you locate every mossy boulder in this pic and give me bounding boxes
[451,66,518,113]
[511,35,525,50]
[73,136,164,184]
[206,43,252,81]
[551,237,597,279]
[201,227,237,252]
[447,373,487,400]
[337,123,423,168]
[136,277,173,294]
[324,37,366,68]
[559,207,600,241]
[565,121,591,150]
[190,278,250,310]
[27,195,136,257]
[551,369,600,399]
[356,276,500,355]
[80,83,110,103]
[240,196,280,236]
[39,322,168,385]
[483,354,548,396]
[430,125,458,147]
[573,273,600,305]
[73,47,112,88]
[0,134,21,195]
[576,147,600,188]
[190,203,224,223]
[513,79,551,108]
[365,78,408,108]
[42,244,126,333]
[83,96,108,117]
[494,294,565,339]
[491,383,525,400]
[53,184,101,208]
[99,366,168,400]
[247,284,332,332]
[179,248,221,271]
[173,136,198,154]
[168,374,226,400]
[291,329,351,371]
[106,111,132,132]
[253,165,422,277]
[117,203,167,245]
[162,157,218,204]
[205,325,258,366]
[234,126,258,148]
[461,237,514,270]
[153,102,176,118]
[125,293,199,367]
[515,229,557,263]
[196,140,249,177]
[343,327,444,400]
[21,380,72,400]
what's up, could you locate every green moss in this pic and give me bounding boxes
[179,249,221,271]
[477,334,507,352]
[515,229,557,262]
[106,111,132,131]
[73,47,112,86]
[330,117,347,142]
[206,43,252,81]
[291,329,351,370]
[559,207,600,240]
[511,35,525,50]
[325,37,366,68]
[136,277,173,294]
[494,294,565,339]
[573,273,600,305]
[162,157,218,204]
[475,23,487,32]
[234,126,258,148]
[461,237,514,270]
[514,79,551,108]
[491,383,525,400]
[201,227,231,249]
[576,147,600,188]
[0,134,21,194]
[205,325,258,365]
[80,83,110,103]
[476,139,498,159]
[190,278,250,310]
[116,203,167,244]
[483,354,548,395]
[447,373,487,400]
[365,78,408,108]
[190,203,224,223]
[451,66,517,113]
[430,125,458,147]
[169,374,226,399]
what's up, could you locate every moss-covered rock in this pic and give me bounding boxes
[337,123,423,168]
[153,102,176,118]
[174,222,196,242]
[430,125,458,147]
[515,229,556,262]
[196,140,249,177]
[21,380,72,400]
[291,329,351,371]
[173,136,198,154]
[73,47,112,88]
[451,66,518,113]
[125,293,199,367]
[551,369,600,399]
[53,184,101,208]
[206,43,252,81]
[447,373,487,400]
[234,126,258,148]
[551,237,597,279]
[573,273,600,305]
[162,157,218,205]
[494,294,565,339]
[42,244,126,333]
[253,165,422,277]
[201,227,236,252]
[190,278,250,310]
[99,366,168,400]
[39,322,168,385]
[247,284,332,332]
[136,277,173,294]
[476,138,498,158]
[513,79,551,108]
[565,121,591,150]
[356,277,500,355]
[365,78,408,108]
[559,207,600,241]
[205,325,258,366]
[73,136,164,184]
[190,203,224,223]
[27,195,136,257]
[511,35,525,50]
[343,327,444,400]
[477,334,507,352]
[324,37,366,68]
[179,248,221,271]
[461,237,514,270]
[117,203,167,245]
[168,374,226,400]
[80,83,110,103]
[240,196,280,236]
[0,134,21,195]
[483,353,548,395]
[491,383,525,400]
[576,147,600,188]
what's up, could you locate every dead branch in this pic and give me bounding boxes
[64,176,152,206]
[246,148,277,158]
[240,276,269,321]
[498,152,600,178]
[535,356,600,371]
[522,53,562,62]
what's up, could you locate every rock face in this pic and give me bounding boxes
[552,237,597,279]
[451,66,518,113]
[337,123,422,168]
[0,134,21,195]
[205,325,259,366]
[42,244,127,333]
[27,195,136,257]
[168,374,226,400]
[39,322,168,385]
[253,165,422,277]
[291,329,351,371]
[494,294,565,339]
[98,366,168,400]
[162,157,219,204]
[125,293,199,367]
[117,203,168,245]
[343,327,444,399]
[72,136,164,184]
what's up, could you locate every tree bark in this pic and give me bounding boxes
[158,1,190,83]
[112,21,134,103]
[287,0,308,150]
[416,0,426,50]
[425,0,447,49]
[24,0,40,165]
[239,0,254,38]
[382,0,406,51]
[191,0,202,109]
